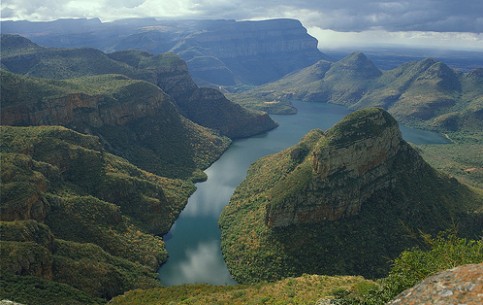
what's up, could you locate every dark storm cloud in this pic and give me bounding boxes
[190,0,483,33]
[1,0,482,33]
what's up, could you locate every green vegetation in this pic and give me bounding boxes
[231,54,482,133]
[226,93,297,114]
[336,232,483,304]
[1,273,105,305]
[108,232,481,305]
[1,69,231,179]
[1,35,278,140]
[0,125,201,303]
[219,109,482,283]
[109,274,376,305]
[416,132,483,189]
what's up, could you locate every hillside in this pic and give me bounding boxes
[106,233,482,305]
[0,70,230,179]
[1,18,327,87]
[0,34,277,139]
[219,108,483,283]
[0,125,198,302]
[232,53,483,132]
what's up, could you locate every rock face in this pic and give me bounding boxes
[1,18,327,86]
[178,19,326,85]
[0,70,230,179]
[266,109,407,227]
[0,36,278,140]
[219,108,482,283]
[388,263,483,305]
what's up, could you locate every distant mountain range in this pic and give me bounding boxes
[233,52,483,132]
[1,18,327,86]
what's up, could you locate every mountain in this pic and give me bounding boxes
[1,18,327,86]
[108,50,278,138]
[0,70,230,179]
[0,35,277,140]
[234,53,483,132]
[219,108,482,283]
[0,125,197,302]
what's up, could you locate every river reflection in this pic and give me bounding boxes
[158,101,449,286]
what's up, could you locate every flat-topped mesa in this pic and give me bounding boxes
[266,108,420,228]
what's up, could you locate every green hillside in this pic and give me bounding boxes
[1,34,278,139]
[232,53,483,132]
[107,233,482,305]
[1,70,231,179]
[0,125,202,302]
[219,108,482,283]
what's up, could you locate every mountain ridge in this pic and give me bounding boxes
[219,108,482,283]
[233,52,483,132]
[1,18,327,87]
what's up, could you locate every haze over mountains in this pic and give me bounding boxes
[1,18,326,86]
[1,16,482,305]
[235,52,483,132]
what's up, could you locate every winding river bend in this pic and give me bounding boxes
[158,101,449,286]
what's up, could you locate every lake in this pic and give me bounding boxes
[158,101,449,286]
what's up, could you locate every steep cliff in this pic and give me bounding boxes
[109,50,278,138]
[175,19,326,86]
[0,125,199,301]
[266,109,404,228]
[219,108,482,283]
[1,18,327,86]
[1,35,278,139]
[0,70,230,179]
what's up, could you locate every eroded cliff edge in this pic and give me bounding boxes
[220,108,482,283]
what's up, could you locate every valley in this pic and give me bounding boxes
[1,17,482,305]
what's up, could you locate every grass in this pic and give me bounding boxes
[219,109,483,284]
[229,55,482,133]
[416,132,483,189]
[109,274,376,305]
[0,125,202,301]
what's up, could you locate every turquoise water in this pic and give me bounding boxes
[158,101,448,286]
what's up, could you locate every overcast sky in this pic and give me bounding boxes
[2,0,483,50]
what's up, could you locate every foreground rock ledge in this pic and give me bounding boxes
[388,263,483,305]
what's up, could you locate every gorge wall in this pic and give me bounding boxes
[219,108,482,283]
[1,18,327,86]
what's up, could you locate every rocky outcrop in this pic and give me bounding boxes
[1,83,171,130]
[110,50,278,138]
[0,70,230,179]
[220,108,482,282]
[1,36,278,140]
[388,263,483,305]
[266,109,419,227]
[179,19,326,85]
[1,18,327,86]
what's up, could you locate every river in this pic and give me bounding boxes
[158,101,449,286]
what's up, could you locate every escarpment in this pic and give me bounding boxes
[110,50,279,138]
[266,109,419,227]
[220,108,482,283]
[0,70,231,179]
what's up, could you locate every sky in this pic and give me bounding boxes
[2,0,483,50]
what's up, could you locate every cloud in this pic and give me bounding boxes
[170,240,234,285]
[2,0,482,33]
[309,27,483,51]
